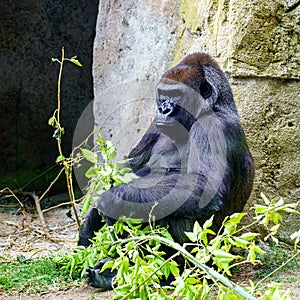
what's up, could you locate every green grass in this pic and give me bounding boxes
[256,243,300,279]
[0,255,77,294]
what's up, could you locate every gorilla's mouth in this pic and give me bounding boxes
[155,120,175,126]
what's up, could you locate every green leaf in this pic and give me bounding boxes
[239,232,260,241]
[185,231,197,243]
[281,207,299,214]
[48,116,57,127]
[169,261,180,277]
[53,128,63,140]
[247,243,265,262]
[81,196,92,215]
[253,205,268,214]
[261,192,270,205]
[193,221,202,235]
[81,148,97,164]
[233,237,249,249]
[55,155,65,163]
[119,167,132,175]
[203,216,214,230]
[270,212,282,224]
[275,197,284,207]
[213,249,236,259]
[70,56,82,67]
[290,229,300,249]
[228,212,245,224]
[270,235,279,245]
[270,224,280,233]
[85,167,99,178]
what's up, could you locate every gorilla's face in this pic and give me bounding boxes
[155,71,213,141]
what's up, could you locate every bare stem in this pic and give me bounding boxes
[54,47,81,230]
[65,167,81,230]
[56,47,64,156]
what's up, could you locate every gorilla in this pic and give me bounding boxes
[78,53,254,289]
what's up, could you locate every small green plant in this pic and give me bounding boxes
[49,48,83,230]
[0,48,85,241]
[79,132,137,215]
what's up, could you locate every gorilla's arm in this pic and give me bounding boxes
[97,116,253,229]
[78,207,105,246]
[125,123,160,176]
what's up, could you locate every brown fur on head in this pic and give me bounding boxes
[178,52,220,70]
[161,53,220,90]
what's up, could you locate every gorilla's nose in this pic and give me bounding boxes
[159,101,176,116]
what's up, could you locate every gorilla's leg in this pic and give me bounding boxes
[78,207,104,247]
[86,258,117,290]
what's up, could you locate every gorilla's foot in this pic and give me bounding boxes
[85,258,117,290]
[85,268,114,290]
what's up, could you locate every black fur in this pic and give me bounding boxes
[78,53,254,289]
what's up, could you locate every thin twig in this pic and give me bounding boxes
[4,220,77,243]
[38,167,65,203]
[148,201,158,232]
[20,164,58,191]
[0,188,28,222]
[42,197,83,213]
[30,192,47,230]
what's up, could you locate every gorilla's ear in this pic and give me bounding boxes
[199,81,212,99]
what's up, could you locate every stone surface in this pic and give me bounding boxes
[0,0,98,190]
[228,0,300,78]
[93,0,179,157]
[93,0,300,237]
[232,78,300,237]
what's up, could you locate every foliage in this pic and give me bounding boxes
[0,256,74,294]
[79,133,137,215]
[55,191,299,300]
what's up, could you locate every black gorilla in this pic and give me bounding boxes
[78,53,254,289]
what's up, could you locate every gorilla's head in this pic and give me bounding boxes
[155,53,234,142]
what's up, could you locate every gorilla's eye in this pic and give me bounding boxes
[200,81,212,99]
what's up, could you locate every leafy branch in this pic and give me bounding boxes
[49,48,83,230]
[80,132,137,215]
[55,191,299,300]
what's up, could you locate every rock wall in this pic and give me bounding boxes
[0,1,99,191]
[93,0,300,237]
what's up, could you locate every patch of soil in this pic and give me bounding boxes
[0,208,77,259]
[232,263,300,299]
[0,208,113,299]
[0,285,113,300]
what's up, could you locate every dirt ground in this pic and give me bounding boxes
[0,286,113,300]
[0,207,114,300]
[0,207,299,299]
